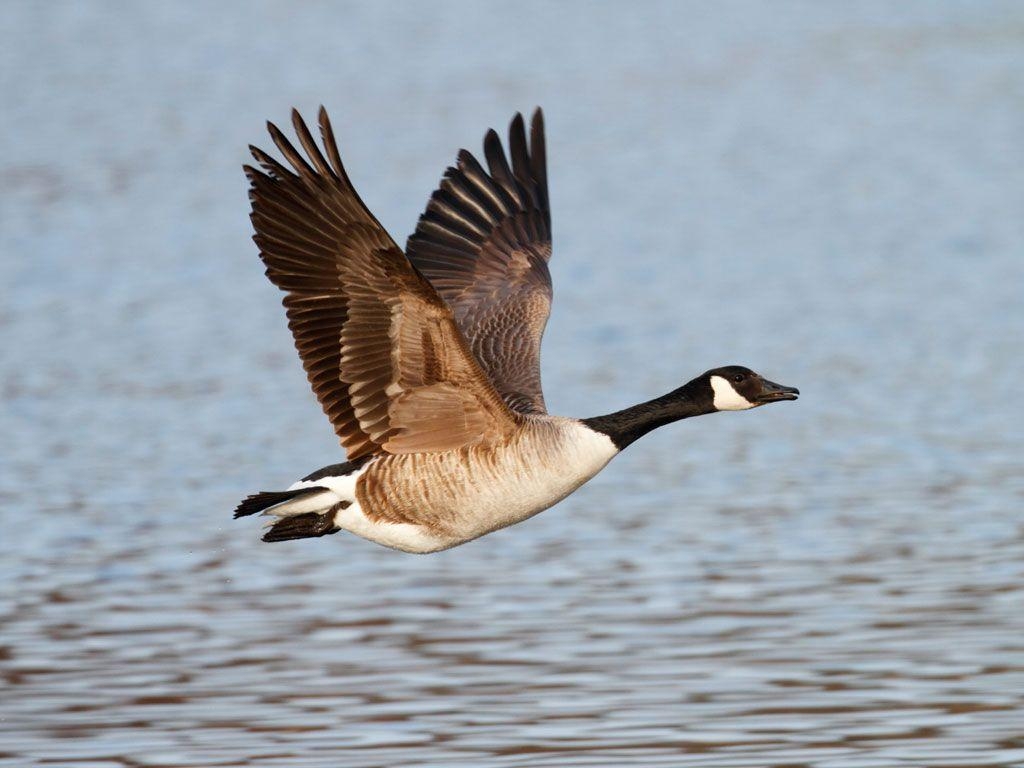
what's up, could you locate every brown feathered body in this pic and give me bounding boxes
[341,417,616,551]
[235,107,620,552]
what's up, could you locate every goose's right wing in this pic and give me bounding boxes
[245,109,517,460]
[405,109,552,415]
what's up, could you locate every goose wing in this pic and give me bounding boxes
[405,109,552,415]
[245,108,517,460]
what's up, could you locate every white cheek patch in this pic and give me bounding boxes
[710,375,756,411]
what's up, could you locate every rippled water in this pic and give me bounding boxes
[3,2,1024,766]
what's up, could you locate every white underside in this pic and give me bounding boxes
[334,506,446,553]
[268,420,619,554]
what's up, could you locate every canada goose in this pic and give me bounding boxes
[235,107,798,553]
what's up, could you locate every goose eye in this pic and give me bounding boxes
[732,374,744,383]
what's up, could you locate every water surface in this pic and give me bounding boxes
[2,2,1024,766]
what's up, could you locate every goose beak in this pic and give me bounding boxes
[756,378,799,404]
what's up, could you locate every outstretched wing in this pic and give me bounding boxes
[245,108,517,460]
[405,109,552,415]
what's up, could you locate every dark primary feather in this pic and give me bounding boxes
[405,109,553,415]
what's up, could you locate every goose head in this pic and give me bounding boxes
[580,364,799,449]
[703,366,799,411]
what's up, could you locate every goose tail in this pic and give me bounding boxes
[233,486,333,518]
[260,508,343,542]
[234,485,350,543]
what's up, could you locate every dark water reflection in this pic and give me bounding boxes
[3,2,1024,766]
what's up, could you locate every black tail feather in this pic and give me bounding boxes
[233,486,329,518]
[262,510,340,542]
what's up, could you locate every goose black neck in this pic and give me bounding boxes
[581,379,714,450]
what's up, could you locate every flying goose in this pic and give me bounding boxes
[235,108,798,553]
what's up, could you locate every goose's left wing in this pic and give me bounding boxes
[405,109,552,415]
[245,109,517,459]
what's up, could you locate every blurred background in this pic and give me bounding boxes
[2,1,1023,766]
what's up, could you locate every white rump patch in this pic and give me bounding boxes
[710,375,755,411]
[287,468,365,499]
[262,489,337,517]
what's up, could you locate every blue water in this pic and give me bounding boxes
[3,2,1024,766]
